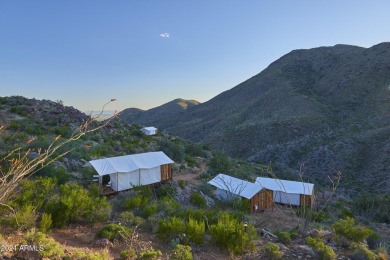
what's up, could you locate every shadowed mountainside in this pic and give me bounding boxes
[120,43,390,193]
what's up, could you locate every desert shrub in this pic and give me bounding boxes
[97,223,130,241]
[306,236,336,260]
[189,192,206,208]
[277,231,291,245]
[185,143,204,157]
[353,193,390,223]
[209,152,231,174]
[184,155,197,167]
[11,177,56,210]
[209,213,257,254]
[178,180,186,189]
[138,248,162,259]
[24,230,64,258]
[158,139,185,162]
[45,184,111,227]
[261,242,282,259]
[377,244,389,260]
[80,167,96,179]
[232,197,250,213]
[171,244,193,260]
[296,208,330,222]
[158,197,181,217]
[156,185,177,198]
[9,205,37,230]
[118,211,145,227]
[125,195,150,211]
[71,248,110,259]
[39,213,52,233]
[157,217,186,241]
[338,208,354,219]
[186,218,205,245]
[197,182,214,196]
[352,244,377,260]
[133,185,154,199]
[332,217,373,244]
[143,203,158,218]
[36,165,70,185]
[366,232,381,250]
[120,249,137,259]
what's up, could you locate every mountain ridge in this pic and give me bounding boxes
[120,42,390,193]
[119,98,200,125]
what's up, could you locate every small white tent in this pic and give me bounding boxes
[88,151,174,191]
[141,127,158,135]
[255,177,314,206]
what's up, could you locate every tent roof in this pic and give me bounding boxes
[88,151,174,176]
[142,126,157,131]
[208,174,263,199]
[256,177,314,195]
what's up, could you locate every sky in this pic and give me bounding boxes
[0,1,389,112]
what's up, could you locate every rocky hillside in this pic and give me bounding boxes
[121,43,390,194]
[119,98,200,125]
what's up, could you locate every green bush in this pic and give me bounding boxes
[10,205,37,230]
[185,155,197,167]
[12,177,56,210]
[158,139,185,162]
[120,249,137,259]
[39,213,52,233]
[209,152,231,174]
[157,197,181,217]
[171,244,193,260]
[178,180,186,189]
[97,224,130,241]
[45,184,111,227]
[306,236,336,260]
[156,185,177,198]
[366,232,381,250]
[189,192,206,208]
[157,217,186,242]
[24,230,64,258]
[118,211,145,227]
[209,213,257,255]
[353,193,390,223]
[185,143,205,157]
[332,217,373,244]
[143,203,158,218]
[186,218,205,245]
[36,165,70,185]
[277,231,291,245]
[125,195,150,211]
[138,248,162,259]
[352,244,377,260]
[261,242,282,259]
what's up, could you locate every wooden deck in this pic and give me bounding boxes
[101,186,118,196]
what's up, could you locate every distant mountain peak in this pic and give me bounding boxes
[119,98,201,124]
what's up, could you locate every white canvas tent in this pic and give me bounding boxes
[88,151,174,191]
[208,174,263,200]
[256,177,314,206]
[141,127,158,135]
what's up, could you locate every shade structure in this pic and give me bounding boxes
[88,151,174,191]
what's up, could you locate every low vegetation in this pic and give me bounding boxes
[0,96,389,259]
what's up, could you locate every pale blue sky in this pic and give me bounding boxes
[0,1,389,112]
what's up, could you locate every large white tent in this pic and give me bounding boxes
[88,151,174,191]
[256,177,314,206]
[208,174,263,200]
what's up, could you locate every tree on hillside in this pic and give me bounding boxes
[0,99,117,210]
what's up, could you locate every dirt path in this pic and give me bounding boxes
[173,160,208,188]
